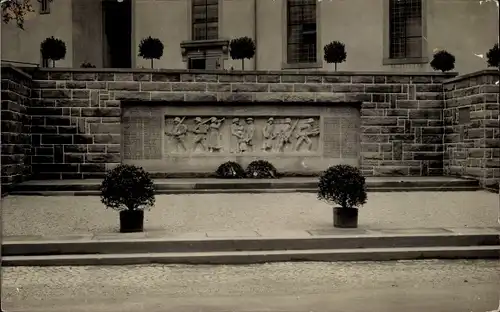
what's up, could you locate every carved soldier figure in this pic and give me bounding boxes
[261,117,276,152]
[275,118,297,152]
[243,117,255,152]
[294,118,320,152]
[207,117,225,152]
[191,117,210,152]
[231,118,244,153]
[166,117,187,152]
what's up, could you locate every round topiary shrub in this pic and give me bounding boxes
[317,164,367,209]
[324,41,347,71]
[138,36,164,69]
[430,50,455,72]
[100,164,155,211]
[40,36,66,68]
[245,160,278,179]
[216,161,246,179]
[229,36,256,70]
[486,43,499,68]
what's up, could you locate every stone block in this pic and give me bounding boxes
[231,83,269,92]
[171,82,207,92]
[257,75,280,83]
[150,92,183,101]
[108,82,140,91]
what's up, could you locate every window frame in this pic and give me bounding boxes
[191,0,219,41]
[283,0,321,69]
[39,0,51,15]
[383,0,428,65]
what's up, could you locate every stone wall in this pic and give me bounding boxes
[22,68,455,179]
[1,66,32,191]
[443,70,500,190]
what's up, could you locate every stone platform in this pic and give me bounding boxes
[3,227,499,266]
[8,176,480,195]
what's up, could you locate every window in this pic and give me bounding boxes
[39,0,51,14]
[192,0,218,41]
[286,0,317,64]
[389,0,423,59]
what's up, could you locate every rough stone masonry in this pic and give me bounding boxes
[0,66,498,191]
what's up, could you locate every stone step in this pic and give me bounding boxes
[7,185,482,196]
[4,231,499,257]
[3,245,500,266]
[9,177,480,195]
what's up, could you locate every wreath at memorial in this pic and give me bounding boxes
[216,161,246,179]
[245,160,278,179]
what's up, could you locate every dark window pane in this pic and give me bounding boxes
[192,0,218,40]
[286,0,317,64]
[389,0,423,59]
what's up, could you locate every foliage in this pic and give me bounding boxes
[324,41,347,71]
[430,50,455,72]
[1,0,33,30]
[215,161,246,179]
[486,43,500,68]
[138,36,164,68]
[100,164,156,211]
[229,36,256,70]
[80,62,96,68]
[317,165,367,209]
[40,36,66,66]
[245,160,278,179]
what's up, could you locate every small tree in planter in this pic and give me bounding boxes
[318,165,367,228]
[486,43,500,68]
[245,160,278,179]
[216,161,246,179]
[40,36,66,68]
[229,36,256,70]
[324,41,347,71]
[138,36,164,69]
[430,50,455,72]
[100,164,155,233]
[80,61,96,68]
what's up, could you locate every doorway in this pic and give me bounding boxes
[102,0,132,68]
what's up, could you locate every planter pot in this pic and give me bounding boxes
[119,210,144,233]
[333,207,358,228]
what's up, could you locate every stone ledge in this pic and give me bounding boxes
[26,67,459,77]
[443,69,499,84]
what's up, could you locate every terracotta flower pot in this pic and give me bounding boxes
[119,210,144,233]
[333,207,358,228]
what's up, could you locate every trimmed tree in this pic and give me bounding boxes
[229,36,256,70]
[138,36,164,69]
[40,36,66,68]
[430,50,455,72]
[324,41,347,71]
[486,43,500,68]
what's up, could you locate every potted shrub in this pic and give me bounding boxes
[40,36,66,68]
[486,43,499,68]
[229,36,256,70]
[138,36,164,69]
[318,164,367,228]
[245,160,278,179]
[324,41,347,71]
[80,61,96,68]
[216,161,246,179]
[430,50,455,72]
[100,164,155,233]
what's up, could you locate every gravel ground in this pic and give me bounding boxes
[2,191,499,236]
[2,260,500,311]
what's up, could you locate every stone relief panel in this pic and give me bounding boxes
[164,116,321,155]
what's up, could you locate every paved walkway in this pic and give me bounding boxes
[3,260,500,312]
[2,191,499,237]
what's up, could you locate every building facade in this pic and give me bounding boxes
[1,0,498,74]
